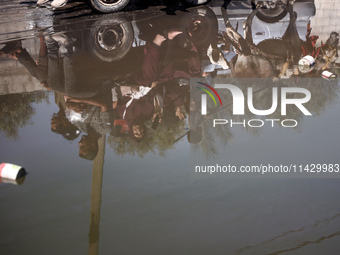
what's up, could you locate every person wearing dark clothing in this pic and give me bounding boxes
[114,82,186,141]
[111,30,197,141]
[134,31,201,87]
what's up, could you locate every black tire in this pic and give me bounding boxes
[180,7,218,49]
[88,16,134,62]
[179,0,211,6]
[252,0,288,23]
[88,0,130,13]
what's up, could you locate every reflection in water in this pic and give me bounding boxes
[88,136,105,255]
[0,2,339,157]
[191,77,339,159]
[0,175,26,185]
[219,2,339,79]
[188,0,339,159]
[51,93,81,141]
[1,6,216,157]
[269,231,340,255]
[235,213,340,255]
[0,92,49,139]
[1,2,340,254]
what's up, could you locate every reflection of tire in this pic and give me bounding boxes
[252,0,288,23]
[88,16,133,62]
[88,0,130,13]
[180,7,218,48]
[179,0,211,6]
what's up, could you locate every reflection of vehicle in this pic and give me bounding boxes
[250,1,315,44]
[88,0,211,13]
[88,7,217,62]
[251,0,290,23]
[44,6,217,93]
[212,0,315,44]
[252,0,315,23]
[217,0,315,24]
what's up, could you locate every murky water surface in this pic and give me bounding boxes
[1,0,340,254]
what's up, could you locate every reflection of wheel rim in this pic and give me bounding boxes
[96,25,125,51]
[255,0,288,22]
[181,7,218,48]
[89,16,133,62]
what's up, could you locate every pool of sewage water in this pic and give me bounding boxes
[1,0,340,254]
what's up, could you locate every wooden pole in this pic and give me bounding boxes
[88,135,106,255]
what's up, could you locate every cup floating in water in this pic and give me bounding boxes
[322,70,337,81]
[0,163,26,181]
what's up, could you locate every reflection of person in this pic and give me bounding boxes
[37,0,68,8]
[134,30,201,87]
[46,32,117,99]
[51,94,80,141]
[113,86,154,142]
[110,30,197,141]
[65,96,113,160]
[113,81,186,142]
[3,32,96,99]
[77,130,102,160]
[0,33,90,98]
[5,22,108,101]
[45,34,86,97]
[0,38,48,88]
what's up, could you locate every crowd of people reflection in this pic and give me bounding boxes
[0,0,339,159]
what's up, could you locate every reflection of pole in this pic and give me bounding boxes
[88,135,106,255]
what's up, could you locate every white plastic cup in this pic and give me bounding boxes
[322,70,337,81]
[0,163,26,181]
[298,55,315,73]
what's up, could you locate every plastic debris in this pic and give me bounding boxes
[0,163,26,181]
[298,55,315,73]
[322,70,337,81]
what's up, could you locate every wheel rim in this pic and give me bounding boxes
[257,0,286,18]
[97,25,125,51]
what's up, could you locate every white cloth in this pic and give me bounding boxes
[65,109,86,123]
[122,86,152,119]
